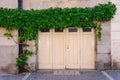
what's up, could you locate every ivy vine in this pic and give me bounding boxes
[0,2,116,41]
[16,50,33,67]
[0,2,116,69]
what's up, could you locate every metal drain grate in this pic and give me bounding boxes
[53,70,80,75]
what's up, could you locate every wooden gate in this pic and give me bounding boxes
[38,28,95,69]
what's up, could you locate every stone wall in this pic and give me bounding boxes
[0,0,18,8]
[22,0,111,70]
[26,40,37,71]
[0,0,115,75]
[96,22,111,70]
[111,0,120,69]
[0,28,18,74]
[23,0,109,9]
[0,0,18,74]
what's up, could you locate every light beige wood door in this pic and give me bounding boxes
[80,28,95,69]
[52,29,65,69]
[66,28,80,69]
[38,28,95,69]
[38,29,52,69]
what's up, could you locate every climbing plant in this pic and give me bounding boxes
[0,2,116,68]
[0,2,116,41]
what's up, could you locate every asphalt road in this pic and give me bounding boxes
[0,70,120,80]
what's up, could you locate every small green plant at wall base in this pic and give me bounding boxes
[16,50,33,67]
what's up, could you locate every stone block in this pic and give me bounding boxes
[111,41,120,61]
[97,22,110,45]
[97,44,110,54]
[27,54,37,71]
[111,32,120,40]
[102,21,111,26]
[96,53,111,70]
[111,15,120,23]
[23,0,44,10]
[97,35,110,45]
[0,45,18,74]
[84,0,109,7]
[111,23,120,32]
[111,41,120,69]
[112,60,120,69]
[111,0,120,6]
[0,36,18,46]
[23,0,60,10]
[56,1,82,8]
[0,0,18,8]
[97,53,111,63]
[26,40,36,53]
[0,64,18,74]
[0,28,18,37]
[116,6,120,15]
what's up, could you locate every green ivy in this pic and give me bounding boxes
[4,33,13,39]
[16,50,33,67]
[97,23,102,41]
[0,2,116,41]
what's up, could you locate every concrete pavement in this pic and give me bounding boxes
[0,70,120,80]
[0,73,25,80]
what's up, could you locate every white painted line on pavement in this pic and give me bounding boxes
[101,71,114,80]
[22,73,31,80]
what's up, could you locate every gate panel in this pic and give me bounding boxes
[38,31,52,69]
[52,30,65,69]
[66,28,80,69]
[80,29,95,69]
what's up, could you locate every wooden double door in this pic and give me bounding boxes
[38,28,95,69]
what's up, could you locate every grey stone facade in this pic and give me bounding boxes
[111,0,120,69]
[0,0,119,74]
[96,22,111,70]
